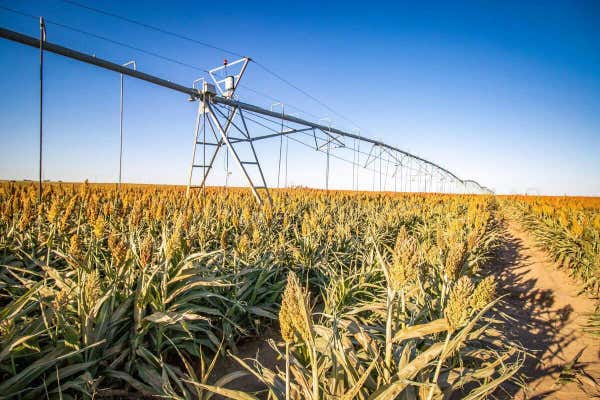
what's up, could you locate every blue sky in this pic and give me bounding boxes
[0,0,599,195]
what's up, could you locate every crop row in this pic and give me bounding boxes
[0,182,522,399]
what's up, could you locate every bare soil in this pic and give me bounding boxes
[489,218,600,399]
[211,327,282,399]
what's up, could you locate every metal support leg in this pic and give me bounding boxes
[379,147,382,191]
[354,131,361,191]
[284,136,288,188]
[274,104,284,189]
[277,133,283,188]
[119,61,136,191]
[119,72,124,190]
[399,164,403,193]
[198,141,223,189]
[206,103,269,205]
[239,109,273,205]
[352,138,357,190]
[187,100,204,196]
[188,104,238,193]
[326,140,330,190]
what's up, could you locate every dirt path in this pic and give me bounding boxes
[490,218,600,399]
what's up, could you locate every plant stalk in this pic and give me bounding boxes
[311,345,319,400]
[285,342,290,400]
[426,330,451,400]
[384,287,395,381]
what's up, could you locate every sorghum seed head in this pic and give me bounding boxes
[389,228,420,291]
[444,240,466,282]
[445,276,475,332]
[470,276,496,311]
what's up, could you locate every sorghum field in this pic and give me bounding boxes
[501,195,600,337]
[5,181,600,399]
[503,196,600,296]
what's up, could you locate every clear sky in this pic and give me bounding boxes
[0,0,599,195]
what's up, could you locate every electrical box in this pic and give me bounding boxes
[202,82,216,96]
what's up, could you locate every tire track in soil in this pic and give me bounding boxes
[489,218,600,399]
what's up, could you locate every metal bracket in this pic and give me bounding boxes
[208,57,250,98]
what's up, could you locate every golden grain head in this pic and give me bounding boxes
[53,287,71,310]
[18,199,32,230]
[593,214,600,231]
[140,234,153,267]
[251,227,261,245]
[558,210,569,227]
[390,228,421,291]
[444,239,466,282]
[279,277,296,343]
[445,275,475,331]
[220,229,228,250]
[166,222,183,260]
[470,276,496,311]
[69,233,83,262]
[279,271,314,345]
[47,198,61,224]
[237,233,250,255]
[93,215,105,240]
[83,270,101,306]
[108,234,127,265]
[570,216,584,238]
[0,319,15,337]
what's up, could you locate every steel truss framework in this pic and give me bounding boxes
[0,26,493,204]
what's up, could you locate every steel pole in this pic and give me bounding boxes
[277,133,283,188]
[284,136,288,188]
[38,18,45,201]
[118,72,124,189]
[356,133,361,190]
[326,140,330,190]
[379,147,382,191]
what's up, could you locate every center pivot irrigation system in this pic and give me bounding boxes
[0,21,493,206]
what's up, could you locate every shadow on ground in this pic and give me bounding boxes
[211,327,282,399]
[485,224,582,399]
